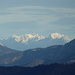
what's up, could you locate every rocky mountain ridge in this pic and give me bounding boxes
[0,33,70,50]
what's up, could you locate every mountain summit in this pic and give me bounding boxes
[49,33,70,42]
[0,33,70,50]
[12,33,45,43]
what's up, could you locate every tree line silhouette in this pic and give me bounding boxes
[0,63,75,75]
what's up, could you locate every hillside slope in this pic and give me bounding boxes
[0,39,75,67]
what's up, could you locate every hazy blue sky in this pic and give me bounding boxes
[0,0,75,39]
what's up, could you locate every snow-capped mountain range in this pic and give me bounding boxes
[0,33,70,51]
[12,33,45,43]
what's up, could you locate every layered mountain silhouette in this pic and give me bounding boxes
[0,33,70,50]
[0,43,18,56]
[0,39,75,67]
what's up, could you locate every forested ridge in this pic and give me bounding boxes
[0,63,75,75]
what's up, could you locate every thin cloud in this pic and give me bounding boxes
[0,6,75,24]
[6,6,75,13]
[1,6,75,15]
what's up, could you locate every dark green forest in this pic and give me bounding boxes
[0,63,75,75]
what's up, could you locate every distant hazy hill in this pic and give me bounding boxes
[0,43,18,56]
[0,39,75,67]
[0,33,70,51]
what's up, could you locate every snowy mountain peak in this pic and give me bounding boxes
[12,33,45,43]
[12,34,21,42]
[51,33,64,39]
[50,33,70,42]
